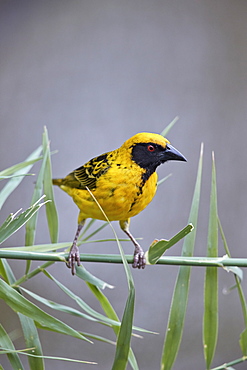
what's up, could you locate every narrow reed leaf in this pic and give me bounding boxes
[157,174,172,187]
[0,279,90,342]
[0,196,48,244]
[222,263,243,281]
[0,258,16,285]
[0,248,17,293]
[160,116,179,137]
[80,220,108,240]
[0,146,42,209]
[203,152,218,369]
[0,259,8,281]
[0,324,24,370]
[0,349,97,365]
[21,285,139,352]
[218,218,247,355]
[20,287,109,324]
[103,233,135,369]
[75,264,114,289]
[112,287,135,370]
[0,173,34,180]
[43,271,122,328]
[25,133,50,246]
[12,261,55,287]
[18,313,44,370]
[145,224,194,265]
[240,329,247,356]
[87,283,119,329]
[80,218,96,237]
[84,188,136,370]
[42,127,59,243]
[87,288,152,338]
[219,218,247,324]
[46,270,146,338]
[87,283,139,370]
[1,242,71,252]
[161,143,203,370]
[0,151,41,178]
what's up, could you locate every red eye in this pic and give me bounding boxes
[147,145,155,152]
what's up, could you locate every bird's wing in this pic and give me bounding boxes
[64,153,111,190]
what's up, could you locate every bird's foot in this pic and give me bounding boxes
[66,243,81,275]
[132,244,146,269]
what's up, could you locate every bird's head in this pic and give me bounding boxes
[123,132,187,172]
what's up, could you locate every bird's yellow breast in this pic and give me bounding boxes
[61,165,158,224]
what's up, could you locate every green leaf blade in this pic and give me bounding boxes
[240,329,247,356]
[0,197,48,244]
[0,279,90,343]
[146,224,194,265]
[18,313,44,370]
[25,130,50,247]
[0,146,42,209]
[161,143,203,370]
[112,287,135,370]
[0,324,24,370]
[203,152,219,369]
[76,264,114,289]
[218,217,247,354]
[42,126,59,244]
[87,283,139,370]
[43,271,121,328]
[83,189,137,369]
[160,116,179,137]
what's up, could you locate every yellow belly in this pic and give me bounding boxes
[61,172,157,223]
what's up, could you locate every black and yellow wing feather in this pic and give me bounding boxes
[53,153,111,190]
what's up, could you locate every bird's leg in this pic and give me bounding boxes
[120,220,146,269]
[67,220,85,275]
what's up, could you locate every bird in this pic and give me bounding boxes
[53,132,186,275]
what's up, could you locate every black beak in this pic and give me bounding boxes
[162,144,187,163]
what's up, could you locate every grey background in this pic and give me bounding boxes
[1,1,247,369]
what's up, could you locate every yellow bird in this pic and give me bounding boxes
[53,132,186,275]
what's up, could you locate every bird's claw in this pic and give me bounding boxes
[132,246,146,269]
[66,244,81,275]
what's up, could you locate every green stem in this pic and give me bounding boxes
[13,261,55,286]
[211,355,247,369]
[2,250,247,267]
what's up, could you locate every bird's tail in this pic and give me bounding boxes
[52,178,64,186]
